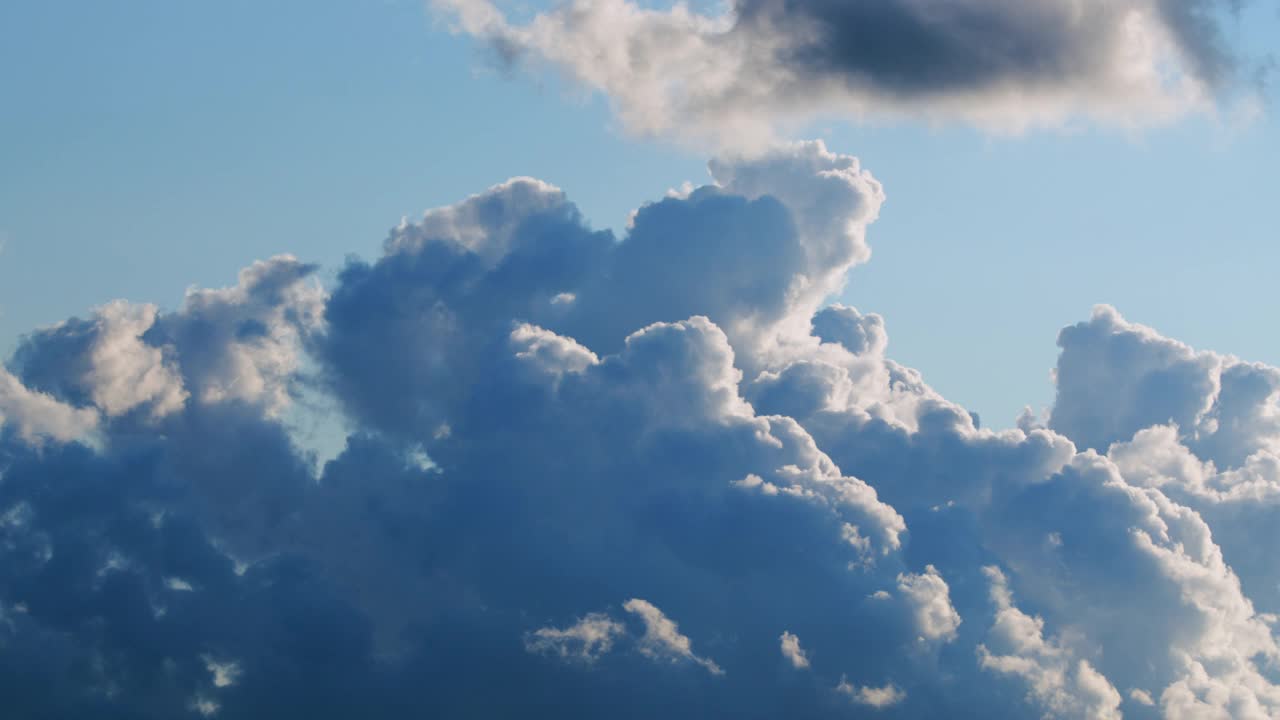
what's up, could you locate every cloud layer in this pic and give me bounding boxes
[435,0,1254,147]
[2,141,1280,717]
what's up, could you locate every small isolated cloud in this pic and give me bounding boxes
[203,657,242,688]
[779,631,810,669]
[1129,687,1156,706]
[525,613,626,664]
[524,600,722,675]
[837,676,906,709]
[435,0,1256,148]
[189,697,220,717]
[164,577,195,592]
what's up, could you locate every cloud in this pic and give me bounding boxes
[434,0,1255,147]
[203,657,242,689]
[837,676,907,709]
[1131,687,1157,706]
[3,139,1280,717]
[10,256,322,423]
[977,566,1123,720]
[510,322,599,378]
[1051,304,1280,469]
[154,256,325,414]
[525,613,626,664]
[623,598,724,675]
[523,599,724,674]
[0,367,99,444]
[779,630,810,669]
[896,564,962,643]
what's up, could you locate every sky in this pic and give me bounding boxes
[3,0,1277,427]
[3,1,1280,718]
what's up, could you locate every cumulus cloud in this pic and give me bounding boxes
[435,0,1255,147]
[511,322,599,376]
[4,139,1280,718]
[1052,304,1280,469]
[5,300,186,424]
[977,566,1123,720]
[77,301,188,419]
[896,564,961,643]
[155,256,325,414]
[11,256,322,422]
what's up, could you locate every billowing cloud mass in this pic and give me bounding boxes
[435,0,1254,146]
[3,139,1280,718]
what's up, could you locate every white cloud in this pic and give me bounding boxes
[511,323,599,377]
[1051,304,1280,469]
[525,613,626,664]
[978,566,1123,720]
[836,676,906,709]
[387,177,570,267]
[0,367,99,444]
[164,255,324,414]
[82,301,187,419]
[896,564,961,643]
[1129,687,1155,706]
[202,657,242,688]
[779,631,809,669]
[164,577,195,592]
[189,697,219,717]
[624,598,724,676]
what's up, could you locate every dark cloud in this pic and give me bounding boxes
[736,0,1120,95]
[733,0,1241,97]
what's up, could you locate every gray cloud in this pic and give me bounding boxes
[733,0,1240,94]
[435,0,1256,147]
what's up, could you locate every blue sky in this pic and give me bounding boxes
[2,0,1277,427]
